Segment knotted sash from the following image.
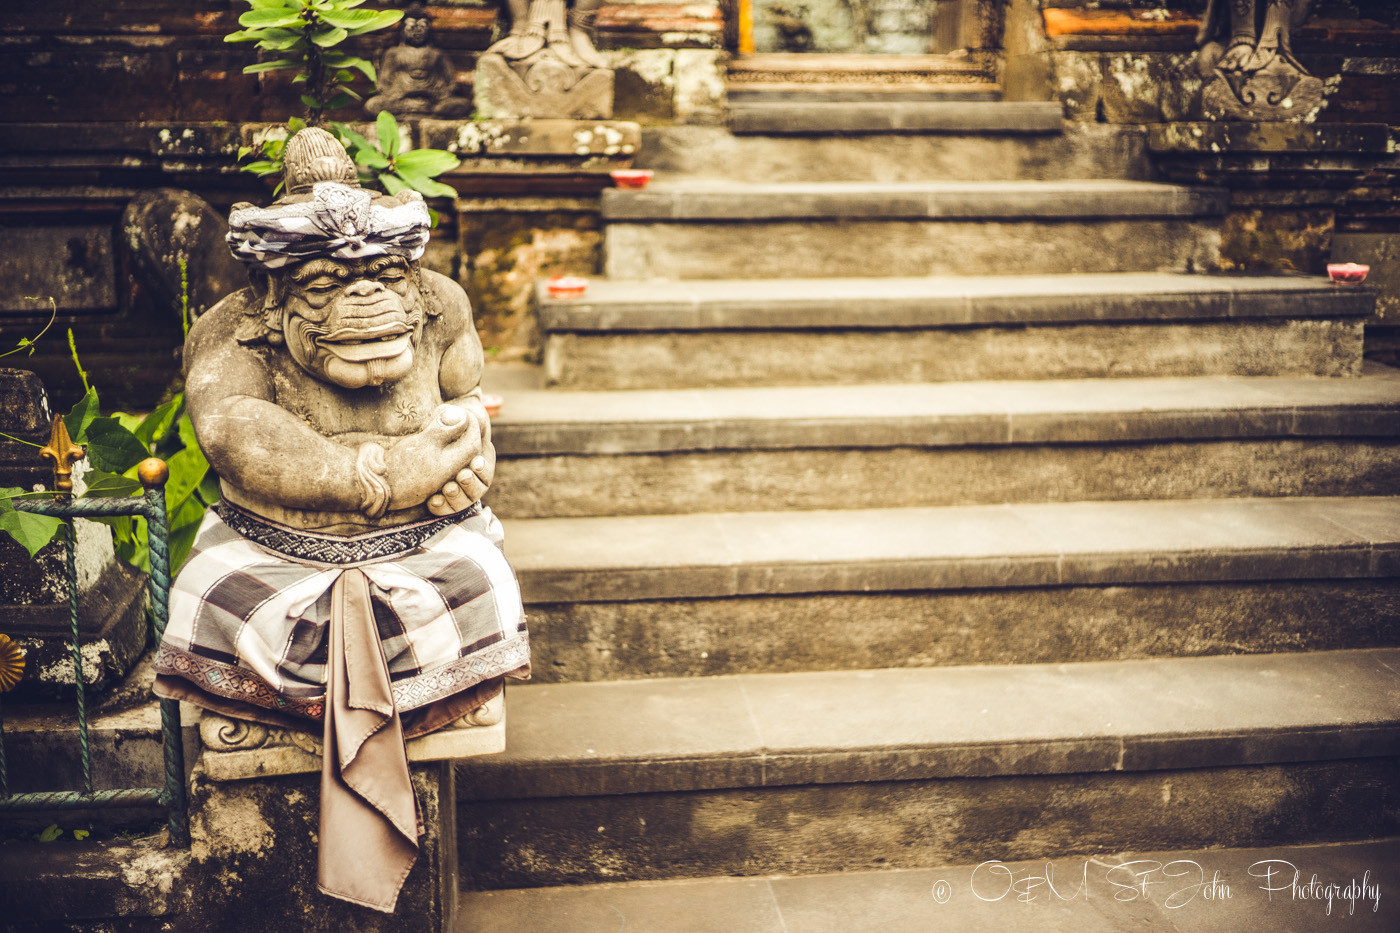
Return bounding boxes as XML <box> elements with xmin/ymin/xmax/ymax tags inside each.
<box><xmin>320</xmin><ymin>568</ymin><xmax>419</xmax><ymax>912</ymax></box>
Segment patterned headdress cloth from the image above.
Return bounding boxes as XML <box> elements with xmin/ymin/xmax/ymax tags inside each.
<box><xmin>227</xmin><ymin>182</ymin><xmax>431</xmax><ymax>270</ymax></box>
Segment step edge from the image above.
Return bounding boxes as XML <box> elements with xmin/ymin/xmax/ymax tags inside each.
<box><xmin>456</xmin><ymin>648</ymin><xmax>1400</xmax><ymax>800</ymax></box>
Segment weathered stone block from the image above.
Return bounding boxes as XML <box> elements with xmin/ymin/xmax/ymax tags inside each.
<box><xmin>458</xmin><ymin>200</ymin><xmax>602</xmax><ymax>361</ymax></box>
<box><xmin>180</xmin><ymin>761</ymin><xmax>457</xmax><ymax>932</ymax></box>
<box><xmin>1220</xmin><ymin>207</ymin><xmax>1335</xmax><ymax>275</ymax></box>
<box><xmin>1334</xmin><ymin>232</ymin><xmax>1400</xmax><ymax>324</ymax></box>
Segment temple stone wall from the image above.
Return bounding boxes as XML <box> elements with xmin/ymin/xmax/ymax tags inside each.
<box><xmin>1006</xmin><ymin>1</ymin><xmax>1400</xmax><ymax>341</ymax></box>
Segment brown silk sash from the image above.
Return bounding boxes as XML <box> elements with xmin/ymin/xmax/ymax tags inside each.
<box><xmin>319</xmin><ymin>568</ymin><xmax>421</xmax><ymax>912</ymax></box>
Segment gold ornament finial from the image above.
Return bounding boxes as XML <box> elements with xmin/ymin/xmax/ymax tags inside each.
<box><xmin>0</xmin><ymin>634</ymin><xmax>25</xmax><ymax>693</ymax></box>
<box><xmin>39</xmin><ymin>414</ymin><xmax>84</xmax><ymax>495</ymax></box>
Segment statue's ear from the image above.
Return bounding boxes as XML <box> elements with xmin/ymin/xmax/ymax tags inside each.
<box><xmin>234</xmin><ymin>269</ymin><xmax>284</xmax><ymax>345</ymax></box>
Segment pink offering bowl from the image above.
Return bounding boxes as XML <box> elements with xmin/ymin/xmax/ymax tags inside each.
<box><xmin>546</xmin><ymin>275</ymin><xmax>588</xmax><ymax>300</ymax></box>
<box><xmin>611</xmin><ymin>169</ymin><xmax>654</xmax><ymax>190</ymax></box>
<box><xmin>1328</xmin><ymin>263</ymin><xmax>1370</xmax><ymax>284</ymax></box>
<box><xmin>482</xmin><ymin>394</ymin><xmax>503</xmax><ymax>419</ymax></box>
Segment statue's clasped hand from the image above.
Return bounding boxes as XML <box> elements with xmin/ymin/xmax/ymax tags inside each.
<box><xmin>359</xmin><ymin>403</ymin><xmax>495</xmax><ymax>518</ymax></box>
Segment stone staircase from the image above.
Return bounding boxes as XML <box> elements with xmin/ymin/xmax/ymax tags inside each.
<box><xmin>458</xmin><ymin>93</ymin><xmax>1400</xmax><ymax>928</ymax></box>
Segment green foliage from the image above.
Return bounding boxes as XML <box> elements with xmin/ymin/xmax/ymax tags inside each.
<box><xmin>0</xmin><ymin>296</ymin><xmax>217</xmax><ymax>574</ymax></box>
<box><xmin>238</xmin><ymin>112</ymin><xmax>461</xmax><ymax>224</ymax></box>
<box><xmin>332</xmin><ymin>112</ymin><xmax>461</xmax><ymax>212</ymax></box>
<box><xmin>0</xmin><ymin>298</ymin><xmax>56</xmax><ymax>360</ymax></box>
<box><xmin>227</xmin><ymin>2</ymin><xmax>460</xmax><ymax>214</ymax></box>
<box><xmin>225</xmin><ymin>0</ymin><xmax>401</xmax><ymax>126</ymax></box>
<box><xmin>0</xmin><ymin>489</ymin><xmax>63</xmax><ymax>559</ymax></box>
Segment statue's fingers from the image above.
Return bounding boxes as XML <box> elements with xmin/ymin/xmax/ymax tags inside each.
<box><xmin>427</xmin><ymin>493</ymin><xmax>453</xmax><ymax>516</ymax></box>
<box><xmin>441</xmin><ymin>481</ymin><xmax>470</xmax><ymax>512</ymax></box>
<box><xmin>454</xmin><ymin>469</ymin><xmax>489</xmax><ymax>503</ymax></box>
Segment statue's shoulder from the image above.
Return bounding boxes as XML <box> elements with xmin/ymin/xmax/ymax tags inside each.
<box><xmin>421</xmin><ymin>268</ymin><xmax>472</xmax><ymax>328</ymax></box>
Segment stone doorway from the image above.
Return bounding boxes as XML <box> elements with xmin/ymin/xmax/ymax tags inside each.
<box><xmin>737</xmin><ymin>0</ymin><xmax>965</xmax><ymax>55</ymax></box>
<box><xmin>724</xmin><ymin>0</ymin><xmax>999</xmax><ymax>94</ymax></box>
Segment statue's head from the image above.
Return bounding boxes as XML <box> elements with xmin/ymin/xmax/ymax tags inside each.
<box><xmin>403</xmin><ymin>2</ymin><xmax>431</xmax><ymax>46</ymax></box>
<box><xmin>225</xmin><ymin>128</ymin><xmax>437</xmax><ymax>390</ymax></box>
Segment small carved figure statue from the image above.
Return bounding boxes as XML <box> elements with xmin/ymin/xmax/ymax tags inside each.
<box><xmin>473</xmin><ymin>0</ymin><xmax>615</xmax><ymax>119</ymax></box>
<box><xmin>490</xmin><ymin>0</ymin><xmax>607</xmax><ymax>69</ymax></box>
<box><xmin>365</xmin><ymin>1</ymin><xmax>473</xmax><ymax>118</ymax></box>
<box><xmin>1196</xmin><ymin>0</ymin><xmax>1322</xmax><ymax>121</ymax></box>
<box><xmin>152</xmin><ymin>128</ymin><xmax>528</xmax><ymax>913</ymax></box>
<box><xmin>769</xmin><ymin>3</ymin><xmax>815</xmax><ymax>53</ymax></box>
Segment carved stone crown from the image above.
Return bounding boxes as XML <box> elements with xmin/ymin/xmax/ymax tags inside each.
<box><xmin>284</xmin><ymin>127</ymin><xmax>360</xmax><ymax>195</ymax></box>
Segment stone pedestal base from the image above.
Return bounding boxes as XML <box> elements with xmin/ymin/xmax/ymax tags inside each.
<box><xmin>1200</xmin><ymin>69</ymin><xmax>1324</xmax><ymax>123</ymax></box>
<box><xmin>474</xmin><ymin>51</ymin><xmax>614</xmax><ymax>120</ymax></box>
<box><xmin>176</xmin><ymin>698</ymin><xmax>505</xmax><ymax>931</ymax></box>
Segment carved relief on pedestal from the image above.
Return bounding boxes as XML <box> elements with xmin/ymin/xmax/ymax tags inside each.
<box><xmin>474</xmin><ymin>0</ymin><xmax>614</xmax><ymax>119</ymax></box>
<box><xmin>199</xmin><ymin>693</ymin><xmax>507</xmax><ymax>782</ymax></box>
<box><xmin>1195</xmin><ymin>0</ymin><xmax>1322</xmax><ymax>121</ymax></box>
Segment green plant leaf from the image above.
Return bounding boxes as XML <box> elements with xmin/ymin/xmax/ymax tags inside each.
<box><xmin>326</xmin><ymin>90</ymin><xmax>357</xmax><ymax>110</ymax></box>
<box><xmin>34</xmin><ymin>824</ymin><xmax>63</xmax><ymax>843</ymax></box>
<box><xmin>311</xmin><ymin>26</ymin><xmax>349</xmax><ymax>47</ymax></box>
<box><xmin>258</xmin><ymin>34</ymin><xmax>308</xmax><ymax>51</ymax></box>
<box><xmin>0</xmin><ymin>491</ymin><xmax>63</xmax><ymax>559</ymax></box>
<box><xmin>238</xmin><ymin>10</ymin><xmax>304</xmax><ymax>29</ymax></box>
<box><xmin>394</xmin><ymin>149</ymin><xmax>461</xmax><ymax>176</ymax></box>
<box><xmin>164</xmin><ymin>444</ymin><xmax>210</xmax><ymax>516</ymax></box>
<box><xmin>64</xmin><ymin>388</ymin><xmax>100</xmax><ymax>444</ymax></box>
<box><xmin>395</xmin><ymin>171</ymin><xmax>458</xmax><ymax>199</ymax></box>
<box><xmin>299</xmin><ymin>93</ymin><xmax>321</xmax><ymax>111</ymax></box>
<box><xmin>376</xmin><ymin>111</ymin><xmax>400</xmax><ymax>158</ymax></box>
<box><xmin>224</xmin><ymin>29</ymin><xmax>266</xmax><ymax>43</ymax></box>
<box><xmin>379</xmin><ymin>172</ymin><xmax>409</xmax><ymax>195</ymax></box>
<box><xmin>133</xmin><ymin>399</ymin><xmax>183</xmax><ymax>449</ymax></box>
<box><xmin>169</xmin><ymin>497</ymin><xmax>207</xmax><ymax>573</ymax></box>
<box><xmin>244</xmin><ymin>58</ymin><xmax>302</xmax><ymax>74</ymax></box>
<box><xmin>342</xmin><ymin>56</ymin><xmax>375</xmax><ymax>82</ymax></box>
<box><xmin>197</xmin><ymin>471</ymin><xmax>222</xmax><ymax>507</ymax></box>
<box><xmin>82</xmin><ymin>470</ymin><xmax>143</xmax><ymax>498</ymax></box>
<box><xmin>332</xmin><ymin>121</ymin><xmax>374</xmax><ymax>152</ymax></box>
<box><xmin>90</xmin><ymin>515</ymin><xmax>139</xmax><ymax>565</ymax></box>
<box><xmin>287</xmin><ymin>116</ymin><xmax>308</xmax><ymax>133</ymax></box>
<box><xmin>354</xmin><ymin>146</ymin><xmax>390</xmax><ymax>169</ymax></box>
<box><xmin>83</xmin><ymin>417</ymin><xmax>149</xmax><ymax>474</ymax></box>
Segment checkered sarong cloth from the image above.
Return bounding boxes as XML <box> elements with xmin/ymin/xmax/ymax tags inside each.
<box><xmin>153</xmin><ymin>502</ymin><xmax>529</xmax><ymax>721</ymax></box>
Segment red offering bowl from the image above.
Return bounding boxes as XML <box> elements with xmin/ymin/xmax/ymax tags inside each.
<box><xmin>1328</xmin><ymin>263</ymin><xmax>1369</xmax><ymax>284</ymax></box>
<box><xmin>482</xmin><ymin>394</ymin><xmax>503</xmax><ymax>418</ymax></box>
<box><xmin>611</xmin><ymin>169</ymin><xmax>654</xmax><ymax>190</ymax></box>
<box><xmin>546</xmin><ymin>275</ymin><xmax>588</xmax><ymax>299</ymax></box>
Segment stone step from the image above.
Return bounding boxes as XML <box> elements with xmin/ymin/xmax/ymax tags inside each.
<box><xmin>537</xmin><ymin>272</ymin><xmax>1370</xmax><ymax>388</ymax></box>
<box><xmin>637</xmin><ymin>124</ymin><xmax>1150</xmax><ymax>183</ymax></box>
<box><xmin>726</xmin><ymin>84</ymin><xmax>1003</xmax><ymax>103</ymax></box>
<box><xmin>454</xmin><ymin>649</ymin><xmax>1400</xmax><ymax>889</ymax></box>
<box><xmin>488</xmin><ymin>367</ymin><xmax>1400</xmax><ymax>518</ymax></box>
<box><xmin>502</xmin><ymin>497</ymin><xmax>1400</xmax><ymax>682</ymax></box>
<box><xmin>726</xmin><ymin>100</ymin><xmax>1064</xmax><ymax>135</ymax></box>
<box><xmin>601</xmin><ymin>181</ymin><xmax>1226</xmax><ymax>279</ymax></box>
<box><xmin>458</xmin><ymin>838</ymin><xmax>1400</xmax><ymax>931</ymax></box>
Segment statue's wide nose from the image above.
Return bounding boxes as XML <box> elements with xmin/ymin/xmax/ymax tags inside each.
<box><xmin>345</xmin><ymin>279</ymin><xmax>385</xmax><ymax>298</ymax></box>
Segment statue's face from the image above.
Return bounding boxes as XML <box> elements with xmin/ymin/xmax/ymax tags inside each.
<box><xmin>278</xmin><ymin>256</ymin><xmax>423</xmax><ymax>389</ymax></box>
<box><xmin>403</xmin><ymin>16</ymin><xmax>429</xmax><ymax>45</ymax></box>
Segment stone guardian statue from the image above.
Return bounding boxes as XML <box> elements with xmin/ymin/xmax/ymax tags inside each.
<box><xmin>474</xmin><ymin>0</ymin><xmax>615</xmax><ymax>119</ymax></box>
<box><xmin>151</xmin><ymin>127</ymin><xmax>529</xmax><ymax>913</ymax></box>
<box><xmin>1196</xmin><ymin>0</ymin><xmax>1322</xmax><ymax>121</ymax></box>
